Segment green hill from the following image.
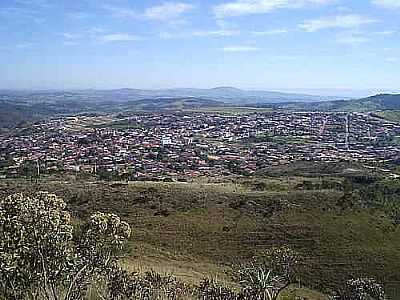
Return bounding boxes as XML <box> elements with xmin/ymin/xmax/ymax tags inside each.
<box><xmin>0</xmin><ymin>101</ymin><xmax>55</xmax><ymax>128</ymax></box>
<box><xmin>270</xmin><ymin>93</ymin><xmax>400</xmax><ymax>112</ymax></box>
<box><xmin>339</xmin><ymin>94</ymin><xmax>400</xmax><ymax>111</ymax></box>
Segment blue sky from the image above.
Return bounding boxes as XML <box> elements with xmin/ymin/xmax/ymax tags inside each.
<box><xmin>0</xmin><ymin>0</ymin><xmax>399</xmax><ymax>94</ymax></box>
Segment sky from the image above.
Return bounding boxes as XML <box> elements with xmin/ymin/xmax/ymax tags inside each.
<box><xmin>0</xmin><ymin>0</ymin><xmax>399</xmax><ymax>95</ymax></box>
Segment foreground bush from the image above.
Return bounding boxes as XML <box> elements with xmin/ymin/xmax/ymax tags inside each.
<box><xmin>99</xmin><ymin>268</ymin><xmax>195</xmax><ymax>299</ymax></box>
<box><xmin>332</xmin><ymin>278</ymin><xmax>386</xmax><ymax>300</ymax></box>
<box><xmin>0</xmin><ymin>192</ymin><xmax>130</xmax><ymax>300</ymax></box>
<box><xmin>199</xmin><ymin>279</ymin><xmax>239</xmax><ymax>300</ymax></box>
<box><xmin>231</xmin><ymin>246</ymin><xmax>299</xmax><ymax>300</ymax></box>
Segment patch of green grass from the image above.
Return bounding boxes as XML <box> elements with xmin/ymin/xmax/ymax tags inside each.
<box><xmin>376</xmin><ymin>110</ymin><xmax>400</xmax><ymax>123</ymax></box>
<box><xmin>91</xmin><ymin>120</ymin><xmax>143</xmax><ymax>129</ymax></box>
<box><xmin>185</xmin><ymin>106</ymin><xmax>272</xmax><ymax>115</ymax></box>
<box><xmin>339</xmin><ymin>101</ymin><xmax>381</xmax><ymax>112</ymax></box>
<box><xmin>389</xmin><ymin>135</ymin><xmax>400</xmax><ymax>146</ymax></box>
<box><xmin>279</xmin><ymin>285</ymin><xmax>328</xmax><ymax>300</ymax></box>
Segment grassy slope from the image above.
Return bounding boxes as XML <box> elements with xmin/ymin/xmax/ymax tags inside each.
<box><xmin>1</xmin><ymin>177</ymin><xmax>399</xmax><ymax>298</ymax></box>
<box><xmin>376</xmin><ymin>111</ymin><xmax>400</xmax><ymax>123</ymax></box>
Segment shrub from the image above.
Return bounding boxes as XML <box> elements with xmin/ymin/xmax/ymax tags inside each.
<box><xmin>333</xmin><ymin>277</ymin><xmax>386</xmax><ymax>300</ymax></box>
<box><xmin>233</xmin><ymin>247</ymin><xmax>299</xmax><ymax>300</ymax></box>
<box><xmin>237</xmin><ymin>263</ymin><xmax>287</xmax><ymax>300</ymax></box>
<box><xmin>0</xmin><ymin>192</ymin><xmax>131</xmax><ymax>300</ymax></box>
<box><xmin>199</xmin><ymin>279</ymin><xmax>239</xmax><ymax>300</ymax></box>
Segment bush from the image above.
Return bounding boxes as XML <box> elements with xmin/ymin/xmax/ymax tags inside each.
<box><xmin>333</xmin><ymin>277</ymin><xmax>386</xmax><ymax>300</ymax></box>
<box><xmin>199</xmin><ymin>279</ymin><xmax>239</xmax><ymax>300</ymax></box>
<box><xmin>233</xmin><ymin>247</ymin><xmax>300</xmax><ymax>300</ymax></box>
<box><xmin>0</xmin><ymin>192</ymin><xmax>131</xmax><ymax>300</ymax></box>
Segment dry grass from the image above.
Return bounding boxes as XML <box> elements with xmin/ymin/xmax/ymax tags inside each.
<box><xmin>1</xmin><ymin>176</ymin><xmax>399</xmax><ymax>298</ymax></box>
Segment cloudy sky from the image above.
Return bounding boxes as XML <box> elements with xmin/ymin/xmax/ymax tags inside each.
<box><xmin>0</xmin><ymin>0</ymin><xmax>399</xmax><ymax>93</ymax></box>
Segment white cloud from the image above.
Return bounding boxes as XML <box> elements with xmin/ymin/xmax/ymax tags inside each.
<box><xmin>336</xmin><ymin>31</ymin><xmax>371</xmax><ymax>44</ymax></box>
<box><xmin>221</xmin><ymin>45</ymin><xmax>260</xmax><ymax>52</ymax></box>
<box><xmin>103</xmin><ymin>2</ymin><xmax>193</xmax><ymax>24</ymax></box>
<box><xmin>102</xmin><ymin>5</ymin><xmax>137</xmax><ymax>19</ymax></box>
<box><xmin>144</xmin><ymin>2</ymin><xmax>194</xmax><ymax>22</ymax></box>
<box><xmin>215</xmin><ymin>19</ymin><xmax>236</xmax><ymax>29</ymax></box>
<box><xmin>372</xmin><ymin>0</ymin><xmax>400</xmax><ymax>8</ymax></box>
<box><xmin>99</xmin><ymin>34</ymin><xmax>141</xmax><ymax>43</ymax></box>
<box><xmin>61</xmin><ymin>28</ymin><xmax>111</xmax><ymax>45</ymax></box>
<box><xmin>385</xmin><ymin>57</ymin><xmax>399</xmax><ymax>62</ymax></box>
<box><xmin>14</xmin><ymin>0</ymin><xmax>50</xmax><ymax>8</ymax></box>
<box><xmin>251</xmin><ymin>29</ymin><xmax>288</xmax><ymax>36</ymax></box>
<box><xmin>335</xmin><ymin>6</ymin><xmax>353</xmax><ymax>13</ymax></box>
<box><xmin>213</xmin><ymin>0</ymin><xmax>331</xmax><ymax>18</ymax></box>
<box><xmin>62</xmin><ymin>33</ymin><xmax>82</xmax><ymax>40</ymax></box>
<box><xmin>16</xmin><ymin>42</ymin><xmax>34</xmax><ymax>48</ymax></box>
<box><xmin>159</xmin><ymin>32</ymin><xmax>183</xmax><ymax>39</ymax></box>
<box><xmin>299</xmin><ymin>14</ymin><xmax>377</xmax><ymax>32</ymax></box>
<box><xmin>32</xmin><ymin>17</ymin><xmax>45</xmax><ymax>24</ymax></box>
<box><xmin>67</xmin><ymin>12</ymin><xmax>90</xmax><ymax>20</ymax></box>
<box><xmin>87</xmin><ymin>27</ymin><xmax>106</xmax><ymax>34</ymax></box>
<box><xmin>192</xmin><ymin>29</ymin><xmax>240</xmax><ymax>37</ymax></box>
<box><xmin>374</xmin><ymin>30</ymin><xmax>396</xmax><ymax>35</ymax></box>
<box><xmin>160</xmin><ymin>29</ymin><xmax>240</xmax><ymax>39</ymax></box>
<box><xmin>0</xmin><ymin>6</ymin><xmax>45</xmax><ymax>24</ymax></box>
<box><xmin>63</xmin><ymin>41</ymin><xmax>79</xmax><ymax>46</ymax></box>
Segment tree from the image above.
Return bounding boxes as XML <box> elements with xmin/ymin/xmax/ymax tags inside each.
<box><xmin>0</xmin><ymin>192</ymin><xmax>131</xmax><ymax>300</ymax></box>
<box><xmin>20</xmin><ymin>160</ymin><xmax>39</xmax><ymax>181</ymax></box>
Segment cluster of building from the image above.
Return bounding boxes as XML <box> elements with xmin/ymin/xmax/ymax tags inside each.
<box><xmin>1</xmin><ymin>112</ymin><xmax>399</xmax><ymax>179</ymax></box>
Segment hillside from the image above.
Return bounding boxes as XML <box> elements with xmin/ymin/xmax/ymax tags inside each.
<box><xmin>142</xmin><ymin>87</ymin><xmax>343</xmax><ymax>104</ymax></box>
<box><xmin>0</xmin><ymin>101</ymin><xmax>55</xmax><ymax>128</ymax></box>
<box><xmin>325</xmin><ymin>94</ymin><xmax>400</xmax><ymax>112</ymax></box>
<box><xmin>0</xmin><ymin>97</ymin><xmax>228</xmax><ymax>130</ymax></box>
<box><xmin>357</xmin><ymin>93</ymin><xmax>400</xmax><ymax>110</ymax></box>
<box><xmin>2</xmin><ymin>91</ymin><xmax>399</xmax><ymax>130</ymax></box>
<box><xmin>269</xmin><ymin>93</ymin><xmax>400</xmax><ymax>112</ymax></box>
<box><xmin>125</xmin><ymin>97</ymin><xmax>225</xmax><ymax>111</ymax></box>
<box><xmin>0</xmin><ymin>87</ymin><xmax>333</xmax><ymax>128</ymax></box>
<box><xmin>2</xmin><ymin>165</ymin><xmax>400</xmax><ymax>298</ymax></box>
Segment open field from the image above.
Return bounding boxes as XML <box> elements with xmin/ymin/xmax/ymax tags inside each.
<box><xmin>1</xmin><ymin>169</ymin><xmax>400</xmax><ymax>298</ymax></box>
<box><xmin>184</xmin><ymin>106</ymin><xmax>273</xmax><ymax>114</ymax></box>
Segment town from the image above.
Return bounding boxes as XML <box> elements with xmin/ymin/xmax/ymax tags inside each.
<box><xmin>1</xmin><ymin>111</ymin><xmax>399</xmax><ymax>180</ymax></box>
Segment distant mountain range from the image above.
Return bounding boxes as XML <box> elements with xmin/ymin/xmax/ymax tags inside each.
<box><xmin>108</xmin><ymin>87</ymin><xmax>345</xmax><ymax>104</ymax></box>
<box><xmin>0</xmin><ymin>87</ymin><xmax>345</xmax><ymax>105</ymax></box>
<box><xmin>1</xmin><ymin>89</ymin><xmax>400</xmax><ymax>129</ymax></box>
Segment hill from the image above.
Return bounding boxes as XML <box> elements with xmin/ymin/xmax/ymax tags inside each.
<box><xmin>125</xmin><ymin>97</ymin><xmax>225</xmax><ymax>111</ymax></box>
<box><xmin>0</xmin><ymin>101</ymin><xmax>55</xmax><ymax>128</ymax></box>
<box><xmin>324</xmin><ymin>93</ymin><xmax>400</xmax><ymax>112</ymax></box>
<box><xmin>268</xmin><ymin>93</ymin><xmax>400</xmax><ymax>112</ymax></box>
<box><xmin>142</xmin><ymin>87</ymin><xmax>343</xmax><ymax>104</ymax></box>
<box><xmin>356</xmin><ymin>93</ymin><xmax>400</xmax><ymax>110</ymax></box>
<box><xmin>0</xmin><ymin>88</ymin><xmax>344</xmax><ymax>106</ymax></box>
<box><xmin>2</xmin><ymin>169</ymin><xmax>400</xmax><ymax>298</ymax></box>
<box><xmin>2</xmin><ymin>91</ymin><xmax>399</xmax><ymax>130</ymax></box>
<box><xmin>0</xmin><ymin>96</ymin><xmax>226</xmax><ymax>128</ymax></box>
